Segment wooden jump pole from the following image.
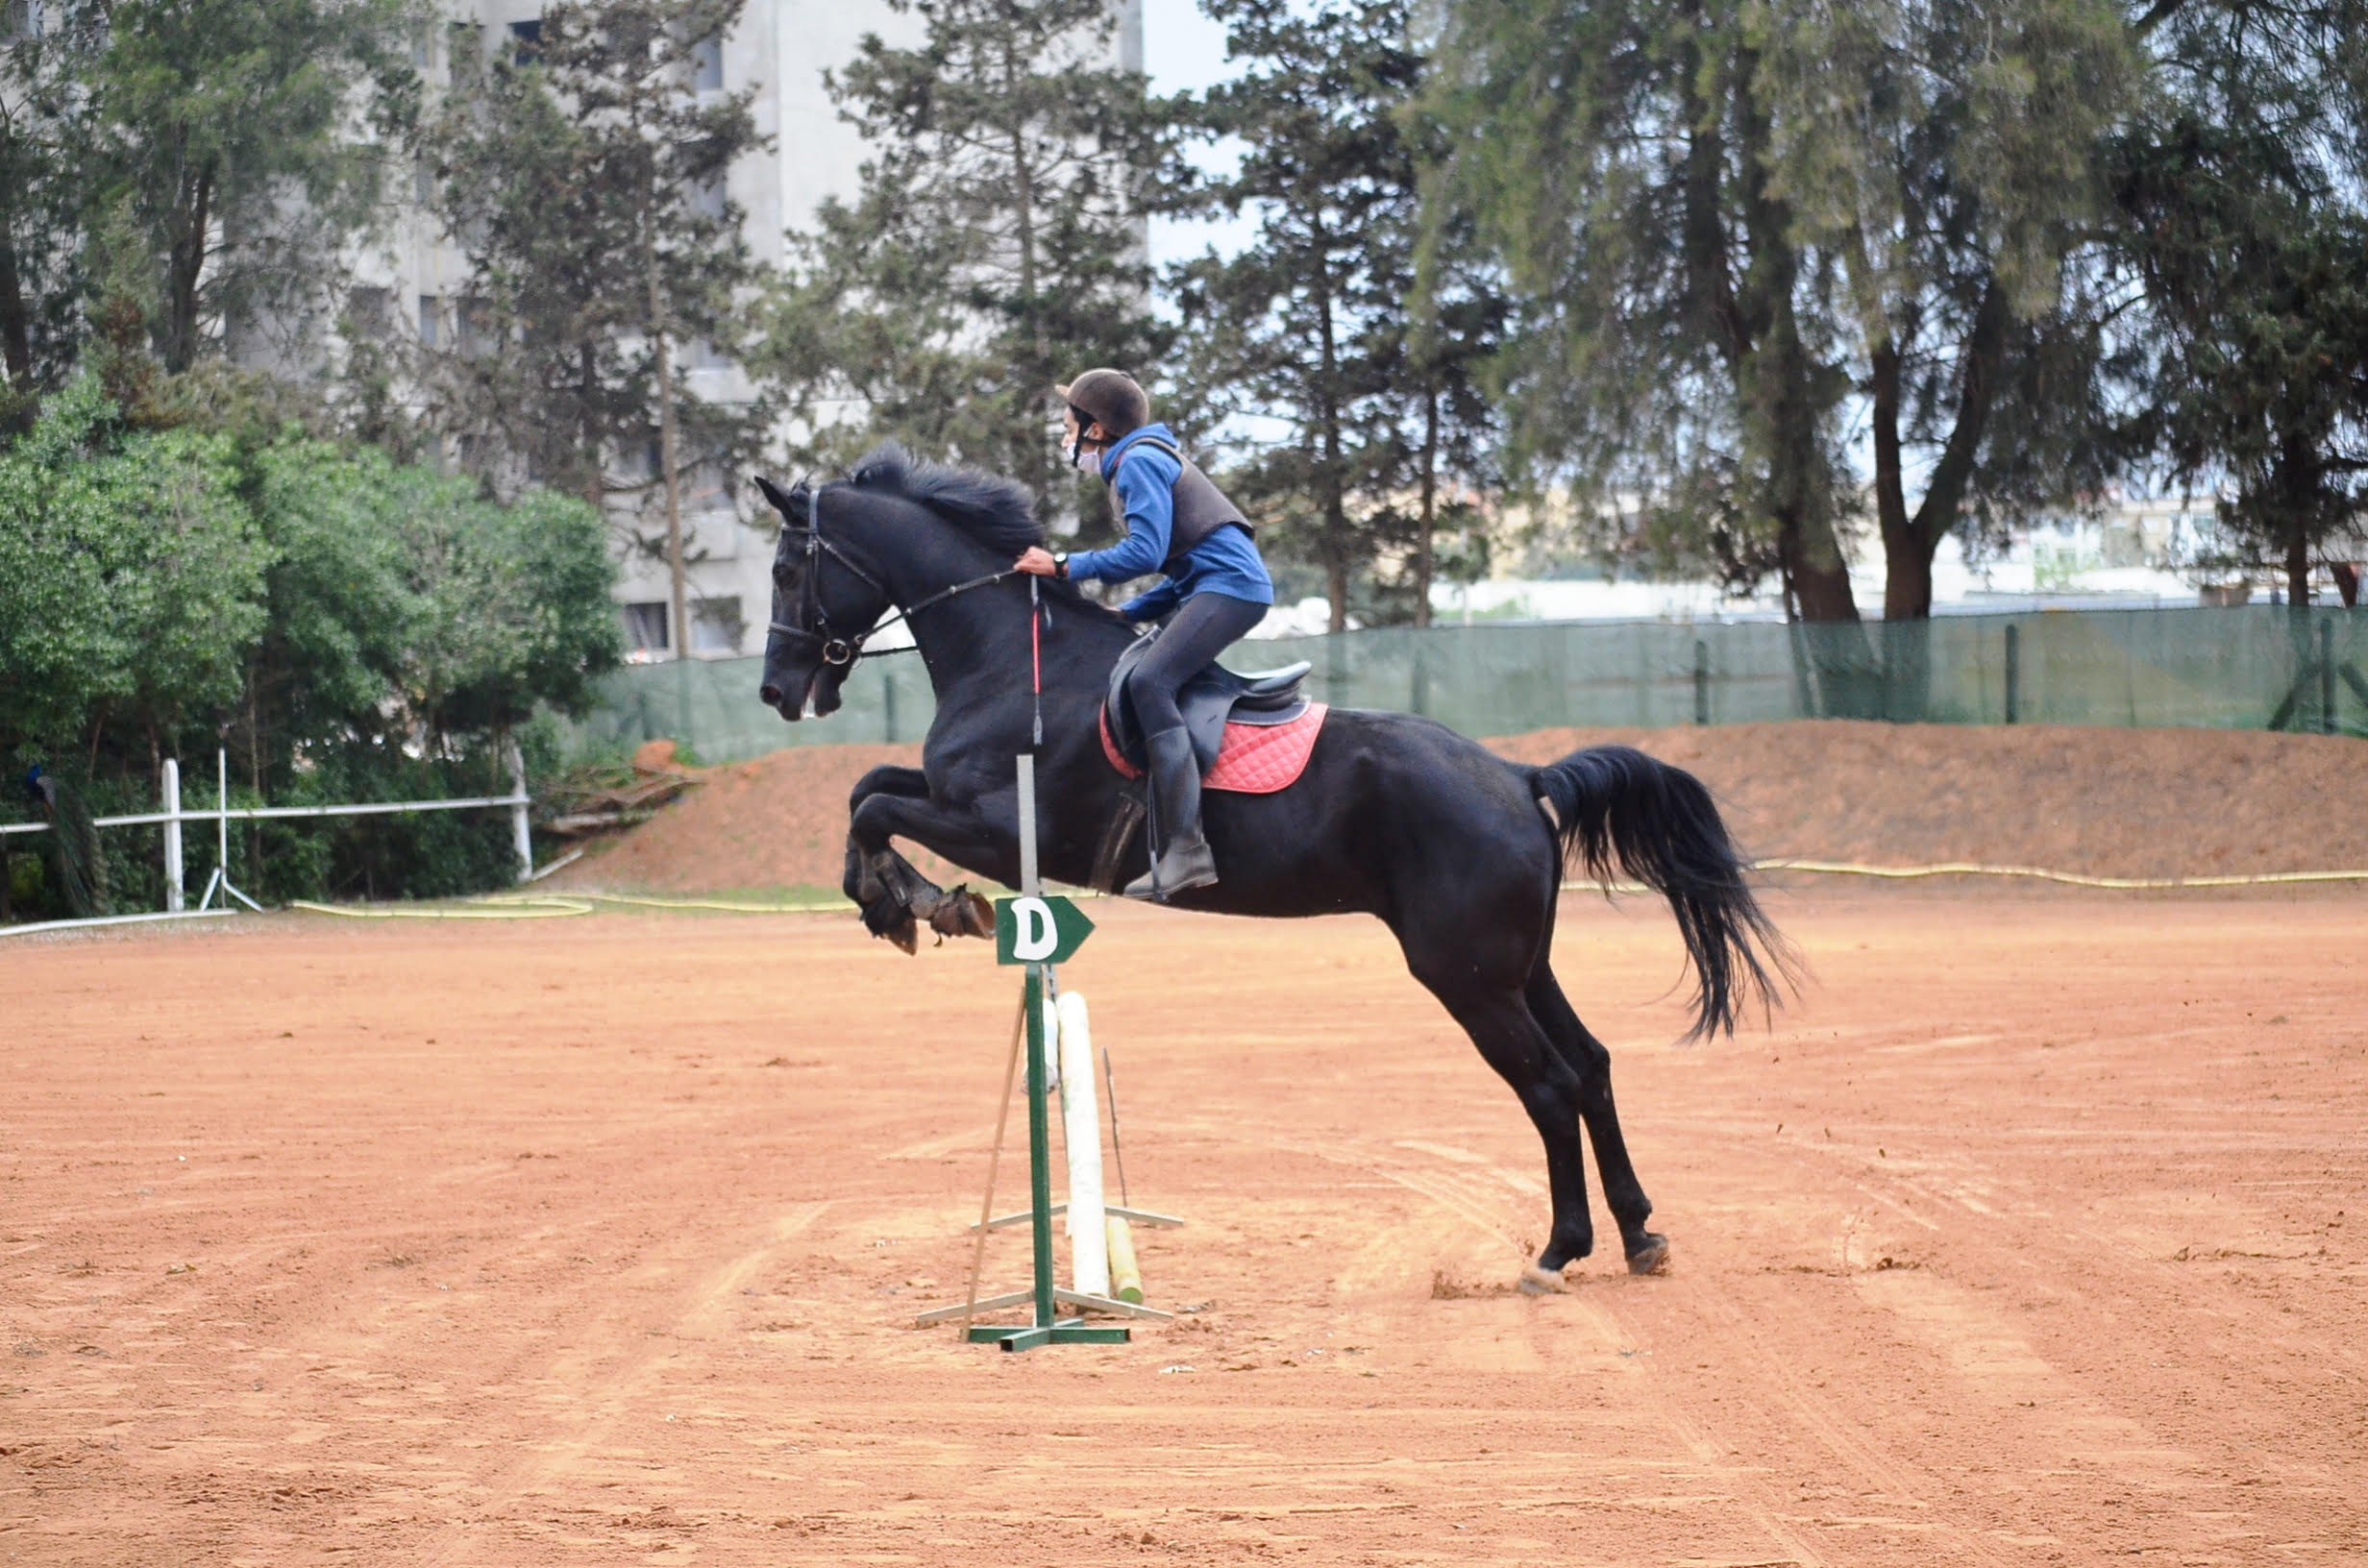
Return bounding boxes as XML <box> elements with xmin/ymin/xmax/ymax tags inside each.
<box><xmin>956</xmin><ymin>991</ymin><xmax>1029</xmax><ymax>1337</ymax></box>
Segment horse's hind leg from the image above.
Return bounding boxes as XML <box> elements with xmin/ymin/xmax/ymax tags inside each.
<box><xmin>1528</xmin><ymin>968</ymin><xmax>1668</xmax><ymax>1274</ymax></box>
<box><xmin>1414</xmin><ymin>974</ymin><xmax>1599</xmax><ymax>1285</ymax></box>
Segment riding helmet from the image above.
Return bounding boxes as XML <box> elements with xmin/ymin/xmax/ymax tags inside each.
<box><xmin>1056</xmin><ymin>368</ymin><xmax>1151</xmax><ymax>438</ymax></box>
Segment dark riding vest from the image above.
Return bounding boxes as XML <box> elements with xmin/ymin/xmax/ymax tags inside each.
<box><xmin>1112</xmin><ymin>436</ymin><xmax>1254</xmax><ymax>574</ymax></box>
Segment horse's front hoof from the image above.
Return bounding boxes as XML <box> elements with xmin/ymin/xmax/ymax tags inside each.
<box><xmin>1517</xmin><ymin>1264</ymin><xmax>1570</xmax><ymax>1295</ymax></box>
<box><xmin>928</xmin><ymin>886</ymin><xmax>994</xmax><ymax>940</ymax></box>
<box><xmin>1625</xmin><ymin>1234</ymin><xmax>1670</xmax><ymax>1275</ymax></box>
<box><xmin>862</xmin><ymin>899</ymin><xmax>920</xmax><ymax>954</ymax></box>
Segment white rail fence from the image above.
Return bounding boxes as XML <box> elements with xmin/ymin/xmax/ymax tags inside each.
<box><xmin>2</xmin><ymin>747</ymin><xmax>532</xmax><ymax>937</ymax></box>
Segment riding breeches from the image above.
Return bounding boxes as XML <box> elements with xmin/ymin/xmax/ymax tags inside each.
<box><xmin>1129</xmin><ymin>592</ymin><xmax>1270</xmax><ymax>737</ymax></box>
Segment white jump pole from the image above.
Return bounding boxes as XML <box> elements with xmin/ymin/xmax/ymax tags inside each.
<box><xmin>208</xmin><ymin>748</ymin><xmax>262</xmax><ymax>913</ymax></box>
<box><xmin>1055</xmin><ymin>990</ymin><xmax>1110</xmax><ymax>1298</ymax></box>
<box><xmin>160</xmin><ymin>759</ymin><xmax>184</xmax><ymax>914</ymax></box>
<box><xmin>505</xmin><ymin>738</ymin><xmax>533</xmax><ymax>882</ymax></box>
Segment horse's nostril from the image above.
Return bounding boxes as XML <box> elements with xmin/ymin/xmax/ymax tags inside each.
<box><xmin>759</xmin><ymin>685</ymin><xmax>782</xmax><ymax>706</ymax></box>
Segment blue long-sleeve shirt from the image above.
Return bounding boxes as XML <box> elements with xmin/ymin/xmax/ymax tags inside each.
<box><xmin>1066</xmin><ymin>424</ymin><xmax>1273</xmax><ymax>622</ymax></box>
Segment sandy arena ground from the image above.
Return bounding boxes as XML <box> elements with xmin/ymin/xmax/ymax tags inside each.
<box><xmin>5</xmin><ymin>887</ymin><xmax>2364</xmax><ymax>1565</ymax></box>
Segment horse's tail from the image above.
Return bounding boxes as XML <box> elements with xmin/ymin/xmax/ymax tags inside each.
<box><xmin>1531</xmin><ymin>745</ymin><xmax>1797</xmax><ymax>1041</ymax></box>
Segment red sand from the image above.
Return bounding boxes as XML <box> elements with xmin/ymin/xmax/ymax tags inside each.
<box><xmin>5</xmin><ymin>887</ymin><xmax>2364</xmax><ymax>1563</ymax></box>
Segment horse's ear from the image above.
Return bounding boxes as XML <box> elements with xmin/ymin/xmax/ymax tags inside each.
<box><xmin>752</xmin><ymin>474</ymin><xmax>807</xmax><ymax>523</ymax></box>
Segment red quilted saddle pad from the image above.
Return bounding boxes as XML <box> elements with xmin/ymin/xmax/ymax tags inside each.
<box><xmin>1099</xmin><ymin>703</ymin><xmax>1329</xmax><ymax>795</ymax></box>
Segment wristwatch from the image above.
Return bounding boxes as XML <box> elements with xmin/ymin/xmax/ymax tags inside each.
<box><xmin>1051</xmin><ymin>550</ymin><xmax>1071</xmax><ymax>579</ymax></box>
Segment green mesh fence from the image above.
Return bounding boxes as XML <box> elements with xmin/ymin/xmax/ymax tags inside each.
<box><xmin>564</xmin><ymin>604</ymin><xmax>2368</xmax><ymax>764</ymax></box>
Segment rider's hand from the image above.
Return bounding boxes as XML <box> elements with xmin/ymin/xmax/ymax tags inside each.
<box><xmin>1014</xmin><ymin>547</ymin><xmax>1060</xmax><ymax>577</ymax></box>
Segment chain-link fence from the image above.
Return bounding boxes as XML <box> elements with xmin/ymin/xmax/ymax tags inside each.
<box><xmin>563</xmin><ymin>604</ymin><xmax>2368</xmax><ymax>764</ymax></box>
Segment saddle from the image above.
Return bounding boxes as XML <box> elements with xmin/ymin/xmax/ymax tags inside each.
<box><xmin>1100</xmin><ymin>630</ymin><xmax>1312</xmax><ymax>778</ymax></box>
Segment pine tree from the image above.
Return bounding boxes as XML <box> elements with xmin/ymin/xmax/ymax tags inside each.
<box><xmin>0</xmin><ymin>6</ymin><xmax>91</xmax><ymax>426</ymax></box>
<box><xmin>759</xmin><ymin>0</ymin><xmax>1173</xmax><ymax>516</ymax></box>
<box><xmin>1400</xmin><ymin>197</ymin><xmax>1508</xmax><ymax>626</ymax></box>
<box><xmin>432</xmin><ymin>0</ymin><xmax>774</xmax><ymax>659</ymax></box>
<box><xmin>1169</xmin><ymin>0</ymin><xmax>1426</xmax><ymax>633</ymax></box>
<box><xmin>2112</xmin><ymin>0</ymin><xmax>2368</xmax><ymax>606</ymax></box>
<box><xmin>82</xmin><ymin>0</ymin><xmax>418</xmax><ymax>375</ymax></box>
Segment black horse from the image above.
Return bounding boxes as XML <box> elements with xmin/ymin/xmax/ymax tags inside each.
<box><xmin>755</xmin><ymin>446</ymin><xmax>1790</xmax><ymax>1286</ymax></box>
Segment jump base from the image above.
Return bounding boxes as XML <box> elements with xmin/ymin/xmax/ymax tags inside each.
<box><xmin>967</xmin><ymin>1317</ymin><xmax>1131</xmax><ymax>1352</ymax></box>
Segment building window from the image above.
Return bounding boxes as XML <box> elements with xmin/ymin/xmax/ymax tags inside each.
<box><xmin>457</xmin><ymin>296</ymin><xmax>493</xmax><ymax>357</ymax></box>
<box><xmin>691</xmin><ymin>598</ymin><xmax>745</xmax><ymax>655</ymax></box>
<box><xmin>685</xmin><ymin>460</ymin><xmax>733</xmax><ymax>516</ymax></box>
<box><xmin>346</xmin><ymin>287</ymin><xmax>392</xmax><ymax>341</ymax></box>
<box><xmin>447</xmin><ymin>22</ymin><xmax>480</xmax><ymax>86</ymax></box>
<box><xmin>508</xmin><ymin>18</ymin><xmax>542</xmax><ymax>64</ymax></box>
<box><xmin>417</xmin><ymin>294</ymin><xmax>439</xmax><ymax>348</ymax></box>
<box><xmin>692</xmin><ymin>36</ymin><xmax>723</xmax><ymax>91</ymax></box>
<box><xmin>623</xmin><ymin>602</ymin><xmax>670</xmax><ymax>661</ymax></box>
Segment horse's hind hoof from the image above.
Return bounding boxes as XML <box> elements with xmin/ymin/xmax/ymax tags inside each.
<box><xmin>928</xmin><ymin>886</ymin><xmax>994</xmax><ymax>941</ymax></box>
<box><xmin>1517</xmin><ymin>1264</ymin><xmax>1570</xmax><ymax>1295</ymax></box>
<box><xmin>1625</xmin><ymin>1234</ymin><xmax>1670</xmax><ymax>1275</ymax></box>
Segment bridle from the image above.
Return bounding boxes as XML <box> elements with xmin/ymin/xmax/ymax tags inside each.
<box><xmin>766</xmin><ymin>483</ymin><xmax>1018</xmax><ymax>667</ymax></box>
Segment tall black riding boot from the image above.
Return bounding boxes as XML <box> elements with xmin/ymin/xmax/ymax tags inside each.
<box><xmin>1123</xmin><ymin>725</ymin><xmax>1219</xmax><ymax>901</ymax></box>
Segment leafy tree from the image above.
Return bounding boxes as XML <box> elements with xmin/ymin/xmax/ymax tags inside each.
<box><xmin>246</xmin><ymin>440</ymin><xmax>621</xmax><ymax>765</ymax></box>
<box><xmin>1168</xmin><ymin>0</ymin><xmax>1425</xmax><ymax>632</ymax></box>
<box><xmin>432</xmin><ymin>0</ymin><xmax>772</xmax><ymax>657</ymax></box>
<box><xmin>1764</xmin><ymin>0</ymin><xmax>2134</xmax><ymax>621</ymax></box>
<box><xmin>1424</xmin><ymin>0</ymin><xmax>2134</xmax><ymax>632</ymax></box>
<box><xmin>760</xmin><ymin>0</ymin><xmax>1173</xmax><ymax>515</ymax></box>
<box><xmin>0</xmin><ymin>374</ymin><xmax>267</xmax><ymax>762</ymax></box>
<box><xmin>1426</xmin><ymin>0</ymin><xmax>1856</xmax><ymax>622</ymax></box>
<box><xmin>1</xmin><ymin>375</ymin><xmax>620</xmax><ymax>916</ymax></box>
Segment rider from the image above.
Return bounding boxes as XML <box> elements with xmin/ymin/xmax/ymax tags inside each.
<box><xmin>1013</xmin><ymin>368</ymin><xmax>1274</xmax><ymax>900</ymax></box>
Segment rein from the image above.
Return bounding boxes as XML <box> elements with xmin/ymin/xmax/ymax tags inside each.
<box><xmin>767</xmin><ymin>485</ymin><xmax>1018</xmax><ymax>667</ymax></box>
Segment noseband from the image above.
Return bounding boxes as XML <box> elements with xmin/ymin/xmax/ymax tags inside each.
<box><xmin>767</xmin><ymin>485</ymin><xmax>1018</xmax><ymax>667</ymax></box>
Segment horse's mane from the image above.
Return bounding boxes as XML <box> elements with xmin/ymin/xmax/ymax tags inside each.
<box><xmin>843</xmin><ymin>443</ymin><xmax>1044</xmax><ymax>555</ymax></box>
<box><xmin>838</xmin><ymin>442</ymin><xmax>1127</xmax><ymax>625</ymax></box>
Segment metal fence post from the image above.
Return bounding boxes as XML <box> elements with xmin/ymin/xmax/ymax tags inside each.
<box><xmin>160</xmin><ymin>759</ymin><xmax>185</xmax><ymax>914</ymax></box>
<box><xmin>2004</xmin><ymin>623</ymin><xmax>2021</xmax><ymax>724</ymax></box>
<box><xmin>1693</xmin><ymin>638</ymin><xmax>1710</xmax><ymax>725</ymax></box>
<box><xmin>2322</xmin><ymin>619</ymin><xmax>2336</xmax><ymax>735</ymax></box>
<box><xmin>884</xmin><ymin>671</ymin><xmax>900</xmax><ymax>744</ymax></box>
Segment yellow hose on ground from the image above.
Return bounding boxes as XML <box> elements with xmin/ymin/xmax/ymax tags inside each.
<box><xmin>287</xmin><ymin>895</ymin><xmax>595</xmax><ymax>919</ymax></box>
<box><xmin>1743</xmin><ymin>860</ymin><xmax>2368</xmax><ymax>890</ymax></box>
<box><xmin>283</xmin><ymin>858</ymin><xmax>2368</xmax><ymax>922</ymax></box>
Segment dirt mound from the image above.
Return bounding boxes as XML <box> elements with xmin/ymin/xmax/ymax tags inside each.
<box><xmin>1492</xmin><ymin>721</ymin><xmax>2368</xmax><ymax>880</ymax></box>
<box><xmin>546</xmin><ymin>743</ymin><xmax>958</xmax><ymax>894</ymax></box>
<box><xmin>547</xmin><ymin>721</ymin><xmax>2368</xmax><ymax>893</ymax></box>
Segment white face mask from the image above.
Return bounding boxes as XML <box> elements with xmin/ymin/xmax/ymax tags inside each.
<box><xmin>1068</xmin><ymin>438</ymin><xmax>1098</xmax><ymax>471</ymax></box>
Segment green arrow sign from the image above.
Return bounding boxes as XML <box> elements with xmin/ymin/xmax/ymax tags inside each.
<box><xmin>994</xmin><ymin>894</ymin><xmax>1094</xmax><ymax>966</ymax></box>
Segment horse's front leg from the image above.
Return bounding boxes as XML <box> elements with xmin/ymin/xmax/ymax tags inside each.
<box><xmin>845</xmin><ymin>766</ymin><xmax>929</xmax><ymax>926</ymax></box>
<box><xmin>845</xmin><ymin>780</ymin><xmax>1010</xmax><ymax>953</ymax></box>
